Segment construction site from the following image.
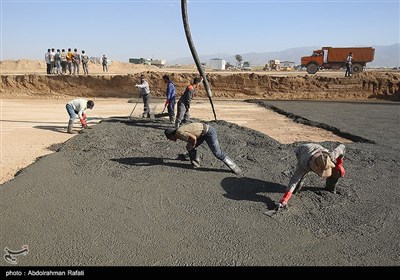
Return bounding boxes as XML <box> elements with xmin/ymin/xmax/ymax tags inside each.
<box><xmin>1</xmin><ymin>55</ymin><xmax>400</xmax><ymax>267</ymax></box>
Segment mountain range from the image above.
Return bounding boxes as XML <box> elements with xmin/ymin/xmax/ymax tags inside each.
<box><xmin>167</xmin><ymin>43</ymin><xmax>399</xmax><ymax>68</ymax></box>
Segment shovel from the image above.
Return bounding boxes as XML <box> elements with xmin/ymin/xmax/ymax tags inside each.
<box><xmin>128</xmin><ymin>96</ymin><xmax>141</xmax><ymax>119</ymax></box>
<box><xmin>154</xmin><ymin>101</ymin><xmax>169</xmax><ymax>118</ymax></box>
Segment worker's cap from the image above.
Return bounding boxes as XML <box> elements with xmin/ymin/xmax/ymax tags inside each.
<box><xmin>87</xmin><ymin>100</ymin><xmax>94</xmax><ymax>109</ymax></box>
<box><xmin>309</xmin><ymin>152</ymin><xmax>335</xmax><ymax>178</ymax></box>
<box><xmin>164</xmin><ymin>128</ymin><xmax>176</xmax><ymax>138</ymax></box>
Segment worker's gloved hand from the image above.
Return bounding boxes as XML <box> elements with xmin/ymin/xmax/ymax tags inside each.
<box><xmin>165</xmin><ymin>100</ymin><xmax>169</xmax><ymax>106</ymax></box>
<box><xmin>79</xmin><ymin>118</ymin><xmax>86</xmax><ymax>127</ymax></box>
<box><xmin>335</xmin><ymin>155</ymin><xmax>345</xmax><ymax>177</ymax></box>
<box><xmin>274</xmin><ymin>202</ymin><xmax>287</xmax><ymax>211</ymax></box>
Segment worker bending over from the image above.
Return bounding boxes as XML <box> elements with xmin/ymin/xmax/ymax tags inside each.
<box><xmin>276</xmin><ymin>143</ymin><xmax>346</xmax><ymax>210</ymax></box>
<box><xmin>164</xmin><ymin>122</ymin><xmax>241</xmax><ymax>175</ymax></box>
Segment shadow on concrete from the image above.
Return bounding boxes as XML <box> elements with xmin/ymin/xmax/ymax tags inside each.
<box><xmin>111</xmin><ymin>156</ymin><xmax>229</xmax><ymax>173</ymax></box>
<box><xmin>221</xmin><ymin>177</ymin><xmax>286</xmax><ymax>210</ymax></box>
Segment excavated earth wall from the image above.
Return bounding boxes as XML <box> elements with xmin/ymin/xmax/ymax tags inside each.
<box><xmin>1</xmin><ymin>71</ymin><xmax>399</xmax><ymax>101</ymax></box>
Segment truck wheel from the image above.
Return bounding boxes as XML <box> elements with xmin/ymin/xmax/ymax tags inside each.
<box><xmin>351</xmin><ymin>63</ymin><xmax>363</xmax><ymax>74</ymax></box>
<box><xmin>306</xmin><ymin>63</ymin><xmax>318</xmax><ymax>74</ymax></box>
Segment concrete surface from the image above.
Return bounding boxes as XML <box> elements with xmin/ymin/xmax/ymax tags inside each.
<box><xmin>0</xmin><ymin>101</ymin><xmax>399</xmax><ymax>267</ymax></box>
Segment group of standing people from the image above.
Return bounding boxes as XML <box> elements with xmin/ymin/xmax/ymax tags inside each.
<box><xmin>45</xmin><ymin>48</ymin><xmax>109</xmax><ymax>75</ymax></box>
<box><xmin>45</xmin><ymin>48</ymin><xmax>90</xmax><ymax>75</ymax></box>
<box><xmin>134</xmin><ymin>74</ymin><xmax>202</xmax><ymax>129</ymax></box>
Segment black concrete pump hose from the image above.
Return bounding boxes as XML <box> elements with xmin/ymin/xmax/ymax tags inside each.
<box><xmin>181</xmin><ymin>0</ymin><xmax>217</xmax><ymax>121</ymax></box>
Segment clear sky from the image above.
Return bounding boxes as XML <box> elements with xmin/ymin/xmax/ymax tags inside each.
<box><xmin>1</xmin><ymin>0</ymin><xmax>399</xmax><ymax>62</ymax></box>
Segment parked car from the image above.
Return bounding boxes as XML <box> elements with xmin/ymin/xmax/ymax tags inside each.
<box><xmin>241</xmin><ymin>61</ymin><xmax>251</xmax><ymax>71</ymax></box>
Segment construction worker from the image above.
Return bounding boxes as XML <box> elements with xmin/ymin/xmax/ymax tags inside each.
<box><xmin>102</xmin><ymin>54</ymin><xmax>108</xmax><ymax>72</ymax></box>
<box><xmin>66</xmin><ymin>48</ymin><xmax>73</xmax><ymax>75</ymax></box>
<box><xmin>175</xmin><ymin>77</ymin><xmax>202</xmax><ymax>128</ymax></box>
<box><xmin>66</xmin><ymin>99</ymin><xmax>94</xmax><ymax>134</ymax></box>
<box><xmin>163</xmin><ymin>74</ymin><xmax>176</xmax><ymax>124</ymax></box>
<box><xmin>135</xmin><ymin>74</ymin><xmax>151</xmax><ymax>118</ymax></box>
<box><xmin>72</xmin><ymin>48</ymin><xmax>80</xmax><ymax>75</ymax></box>
<box><xmin>164</xmin><ymin>122</ymin><xmax>241</xmax><ymax>175</ymax></box>
<box><xmin>81</xmin><ymin>50</ymin><xmax>89</xmax><ymax>75</ymax></box>
<box><xmin>275</xmin><ymin>143</ymin><xmax>346</xmax><ymax>210</ymax></box>
<box><xmin>345</xmin><ymin>52</ymin><xmax>353</xmax><ymax>77</ymax></box>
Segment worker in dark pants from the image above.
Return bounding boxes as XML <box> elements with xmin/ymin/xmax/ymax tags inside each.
<box><xmin>175</xmin><ymin>77</ymin><xmax>202</xmax><ymax>128</ymax></box>
<box><xmin>164</xmin><ymin>122</ymin><xmax>241</xmax><ymax>175</ymax></box>
<box><xmin>345</xmin><ymin>52</ymin><xmax>353</xmax><ymax>77</ymax></box>
<box><xmin>163</xmin><ymin>75</ymin><xmax>176</xmax><ymax>124</ymax></box>
<box><xmin>135</xmin><ymin>74</ymin><xmax>151</xmax><ymax>118</ymax></box>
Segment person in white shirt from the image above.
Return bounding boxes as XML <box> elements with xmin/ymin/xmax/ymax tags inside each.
<box><xmin>345</xmin><ymin>52</ymin><xmax>353</xmax><ymax>77</ymax></box>
<box><xmin>49</xmin><ymin>48</ymin><xmax>56</xmax><ymax>74</ymax></box>
<box><xmin>65</xmin><ymin>99</ymin><xmax>94</xmax><ymax>134</ymax></box>
<box><xmin>81</xmin><ymin>50</ymin><xmax>90</xmax><ymax>75</ymax></box>
<box><xmin>45</xmin><ymin>49</ymin><xmax>51</xmax><ymax>75</ymax></box>
<box><xmin>135</xmin><ymin>74</ymin><xmax>151</xmax><ymax>118</ymax></box>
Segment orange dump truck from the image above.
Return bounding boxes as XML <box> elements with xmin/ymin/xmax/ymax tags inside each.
<box><xmin>301</xmin><ymin>47</ymin><xmax>375</xmax><ymax>74</ymax></box>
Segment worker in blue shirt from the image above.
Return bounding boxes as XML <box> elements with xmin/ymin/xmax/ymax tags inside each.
<box><xmin>163</xmin><ymin>75</ymin><xmax>176</xmax><ymax>123</ymax></box>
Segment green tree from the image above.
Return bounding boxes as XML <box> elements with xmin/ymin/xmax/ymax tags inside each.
<box><xmin>235</xmin><ymin>54</ymin><xmax>243</xmax><ymax>67</ymax></box>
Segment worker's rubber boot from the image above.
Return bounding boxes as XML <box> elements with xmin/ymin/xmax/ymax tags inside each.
<box><xmin>175</xmin><ymin>119</ymin><xmax>181</xmax><ymax>129</ymax></box>
<box><xmin>223</xmin><ymin>156</ymin><xmax>242</xmax><ymax>175</ymax></box>
<box><xmin>169</xmin><ymin>116</ymin><xmax>175</xmax><ymax>124</ymax></box>
<box><xmin>67</xmin><ymin>120</ymin><xmax>74</xmax><ymax>134</ymax></box>
<box><xmin>191</xmin><ymin>157</ymin><xmax>201</xmax><ymax>168</ymax></box>
<box><xmin>325</xmin><ymin>168</ymin><xmax>340</xmax><ymax>194</ymax></box>
<box><xmin>325</xmin><ymin>177</ymin><xmax>338</xmax><ymax>194</ymax></box>
<box><xmin>188</xmin><ymin>149</ymin><xmax>200</xmax><ymax>168</ymax></box>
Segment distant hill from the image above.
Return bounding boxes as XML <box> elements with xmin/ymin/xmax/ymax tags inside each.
<box><xmin>168</xmin><ymin>43</ymin><xmax>399</xmax><ymax>68</ymax></box>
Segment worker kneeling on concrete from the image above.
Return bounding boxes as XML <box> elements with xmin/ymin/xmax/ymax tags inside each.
<box><xmin>65</xmin><ymin>98</ymin><xmax>94</xmax><ymax>134</ymax></box>
<box><xmin>275</xmin><ymin>143</ymin><xmax>346</xmax><ymax>210</ymax></box>
<box><xmin>164</xmin><ymin>122</ymin><xmax>241</xmax><ymax>175</ymax></box>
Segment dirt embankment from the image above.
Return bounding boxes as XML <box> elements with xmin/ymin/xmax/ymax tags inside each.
<box><xmin>1</xmin><ymin>70</ymin><xmax>399</xmax><ymax>101</ymax></box>
<box><xmin>1</xmin><ymin>59</ymin><xmax>399</xmax><ymax>101</ymax></box>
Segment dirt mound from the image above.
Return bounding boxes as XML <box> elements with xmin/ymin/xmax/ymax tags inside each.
<box><xmin>0</xmin><ymin>59</ymin><xmax>160</xmax><ymax>75</ymax></box>
<box><xmin>0</xmin><ymin>59</ymin><xmax>46</xmax><ymax>72</ymax></box>
<box><xmin>1</xmin><ymin>71</ymin><xmax>399</xmax><ymax>101</ymax></box>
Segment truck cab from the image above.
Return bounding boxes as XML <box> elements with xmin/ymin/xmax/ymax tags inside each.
<box><xmin>301</xmin><ymin>50</ymin><xmax>324</xmax><ymax>74</ymax></box>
